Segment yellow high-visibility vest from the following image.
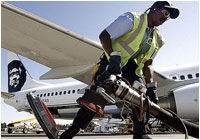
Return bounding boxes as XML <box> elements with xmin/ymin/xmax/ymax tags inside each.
<box><xmin>104</xmin><ymin>12</ymin><xmax>165</xmax><ymax>77</ymax></box>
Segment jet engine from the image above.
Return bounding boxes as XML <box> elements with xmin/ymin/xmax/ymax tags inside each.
<box><xmin>158</xmin><ymin>83</ymin><xmax>199</xmax><ymax>122</ymax></box>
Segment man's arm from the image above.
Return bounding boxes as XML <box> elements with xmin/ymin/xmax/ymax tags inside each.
<box><xmin>99</xmin><ymin>12</ymin><xmax>134</xmax><ymax>55</ymax></box>
<box><xmin>143</xmin><ymin>59</ymin><xmax>158</xmax><ymax>104</ymax></box>
<box><xmin>99</xmin><ymin>30</ymin><xmax>113</xmax><ymax>55</ymax></box>
<box><xmin>99</xmin><ymin>30</ymin><xmax>121</xmax><ymax>75</ymax></box>
<box><xmin>143</xmin><ymin>59</ymin><xmax>154</xmax><ymax>84</ymax></box>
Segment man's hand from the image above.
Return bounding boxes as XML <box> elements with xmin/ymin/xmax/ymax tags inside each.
<box><xmin>107</xmin><ymin>52</ymin><xmax>121</xmax><ymax>75</ymax></box>
<box><xmin>146</xmin><ymin>82</ymin><xmax>158</xmax><ymax>104</ymax></box>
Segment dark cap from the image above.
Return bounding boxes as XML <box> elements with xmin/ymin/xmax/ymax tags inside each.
<box><xmin>152</xmin><ymin>1</ymin><xmax>180</xmax><ymax>19</ymax></box>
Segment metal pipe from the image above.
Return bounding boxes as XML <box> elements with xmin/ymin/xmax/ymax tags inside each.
<box><xmin>115</xmin><ymin>82</ymin><xmax>199</xmax><ymax>138</ymax></box>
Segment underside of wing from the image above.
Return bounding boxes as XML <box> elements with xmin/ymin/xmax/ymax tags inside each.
<box><xmin>153</xmin><ymin>70</ymin><xmax>175</xmax><ymax>88</ymax></box>
<box><xmin>2</xmin><ymin>2</ymin><xmax>103</xmax><ymax>84</ymax></box>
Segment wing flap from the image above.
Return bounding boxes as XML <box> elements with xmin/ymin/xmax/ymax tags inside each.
<box><xmin>1</xmin><ymin>91</ymin><xmax>15</xmax><ymax>99</ymax></box>
<box><xmin>40</xmin><ymin>64</ymin><xmax>94</xmax><ymax>81</ymax></box>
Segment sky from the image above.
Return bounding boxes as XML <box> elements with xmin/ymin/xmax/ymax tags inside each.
<box><xmin>1</xmin><ymin>1</ymin><xmax>199</xmax><ymax>124</ymax></box>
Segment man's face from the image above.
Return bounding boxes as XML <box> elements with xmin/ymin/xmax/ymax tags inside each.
<box><xmin>151</xmin><ymin>9</ymin><xmax>170</xmax><ymax>27</ymax></box>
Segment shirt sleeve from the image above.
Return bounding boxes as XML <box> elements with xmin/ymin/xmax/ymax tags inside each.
<box><xmin>105</xmin><ymin>12</ymin><xmax>134</xmax><ymax>40</ymax></box>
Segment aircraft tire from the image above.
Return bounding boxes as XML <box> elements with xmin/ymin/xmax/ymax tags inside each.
<box><xmin>23</xmin><ymin>127</ymin><xmax>28</xmax><ymax>134</ymax></box>
<box><xmin>8</xmin><ymin>128</ymin><xmax>13</xmax><ymax>134</ymax></box>
<box><xmin>36</xmin><ymin>131</ymin><xmax>41</xmax><ymax>134</ymax></box>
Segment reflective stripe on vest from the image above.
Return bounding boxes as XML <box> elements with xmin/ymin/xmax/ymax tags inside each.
<box><xmin>117</xmin><ymin>39</ymin><xmax>135</xmax><ymax>55</ymax></box>
<box><xmin>126</xmin><ymin>14</ymin><xmax>145</xmax><ymax>44</ymax></box>
<box><xmin>116</xmin><ymin>14</ymin><xmax>145</xmax><ymax>56</ymax></box>
<box><xmin>135</xmin><ymin>29</ymin><xmax>163</xmax><ymax>77</ymax></box>
<box><xmin>104</xmin><ymin>12</ymin><xmax>165</xmax><ymax>77</ymax></box>
<box><xmin>156</xmin><ymin>32</ymin><xmax>163</xmax><ymax>48</ymax></box>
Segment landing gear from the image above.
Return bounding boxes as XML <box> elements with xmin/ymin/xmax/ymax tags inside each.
<box><xmin>23</xmin><ymin>127</ymin><xmax>28</xmax><ymax>134</ymax></box>
<box><xmin>8</xmin><ymin>128</ymin><xmax>13</xmax><ymax>134</ymax></box>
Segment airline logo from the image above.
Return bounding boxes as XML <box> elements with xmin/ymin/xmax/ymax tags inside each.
<box><xmin>8</xmin><ymin>60</ymin><xmax>26</xmax><ymax>92</ymax></box>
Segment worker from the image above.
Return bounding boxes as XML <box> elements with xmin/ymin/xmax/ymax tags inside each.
<box><xmin>60</xmin><ymin>1</ymin><xmax>179</xmax><ymax>139</ymax></box>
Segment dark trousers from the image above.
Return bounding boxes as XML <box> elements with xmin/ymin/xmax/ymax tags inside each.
<box><xmin>121</xmin><ymin>59</ymin><xmax>147</xmax><ymax>135</ymax></box>
<box><xmin>60</xmin><ymin>57</ymin><xmax>146</xmax><ymax>139</ymax></box>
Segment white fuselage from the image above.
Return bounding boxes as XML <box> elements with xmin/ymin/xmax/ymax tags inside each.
<box><xmin>5</xmin><ymin>81</ymin><xmax>88</xmax><ymax>118</ymax></box>
<box><xmin>156</xmin><ymin>64</ymin><xmax>199</xmax><ymax>81</ymax></box>
<box><xmin>4</xmin><ymin>64</ymin><xmax>199</xmax><ymax>121</ymax></box>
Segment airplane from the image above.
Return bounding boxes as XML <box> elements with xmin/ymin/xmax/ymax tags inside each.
<box><xmin>3</xmin><ymin>51</ymin><xmax>124</xmax><ymax>118</ymax></box>
<box><xmin>1</xmin><ymin>1</ymin><xmax>199</xmax><ymax>124</ymax></box>
<box><xmin>2</xmin><ymin>51</ymin><xmax>199</xmax><ymax>122</ymax></box>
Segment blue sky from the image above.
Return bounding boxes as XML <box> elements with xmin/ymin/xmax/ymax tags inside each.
<box><xmin>1</xmin><ymin>1</ymin><xmax>199</xmax><ymax>124</ymax></box>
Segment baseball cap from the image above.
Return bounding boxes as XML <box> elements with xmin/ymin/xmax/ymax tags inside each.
<box><xmin>152</xmin><ymin>1</ymin><xmax>180</xmax><ymax>19</ymax></box>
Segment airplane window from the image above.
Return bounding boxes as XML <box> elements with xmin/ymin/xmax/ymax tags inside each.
<box><xmin>47</xmin><ymin>93</ymin><xmax>50</xmax><ymax>96</ymax></box>
<box><xmin>180</xmin><ymin>75</ymin><xmax>185</xmax><ymax>80</ymax></box>
<box><xmin>64</xmin><ymin>91</ymin><xmax>66</xmax><ymax>95</ymax></box>
<box><xmin>51</xmin><ymin>92</ymin><xmax>54</xmax><ymax>96</ymax></box>
<box><xmin>188</xmin><ymin>74</ymin><xmax>193</xmax><ymax>79</ymax></box>
<box><xmin>59</xmin><ymin>91</ymin><xmax>62</xmax><ymax>95</ymax></box>
<box><xmin>40</xmin><ymin>94</ymin><xmax>42</xmax><ymax>97</ymax></box>
<box><xmin>37</xmin><ymin>94</ymin><xmax>39</xmax><ymax>97</ymax></box>
<box><xmin>55</xmin><ymin>92</ymin><xmax>58</xmax><ymax>96</ymax></box>
<box><xmin>68</xmin><ymin>90</ymin><xmax>71</xmax><ymax>94</ymax></box>
<box><xmin>44</xmin><ymin>93</ymin><xmax>46</xmax><ymax>97</ymax></box>
<box><xmin>196</xmin><ymin>73</ymin><xmax>199</xmax><ymax>78</ymax></box>
<box><xmin>172</xmin><ymin>76</ymin><xmax>177</xmax><ymax>80</ymax></box>
<box><xmin>72</xmin><ymin>90</ymin><xmax>75</xmax><ymax>93</ymax></box>
<box><xmin>78</xmin><ymin>89</ymin><xmax>80</xmax><ymax>91</ymax></box>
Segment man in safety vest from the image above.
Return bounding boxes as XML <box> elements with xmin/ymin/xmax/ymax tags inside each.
<box><xmin>60</xmin><ymin>1</ymin><xmax>179</xmax><ymax>139</ymax></box>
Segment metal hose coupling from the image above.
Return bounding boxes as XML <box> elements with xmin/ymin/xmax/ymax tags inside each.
<box><xmin>105</xmin><ymin>75</ymin><xmax>199</xmax><ymax>139</ymax></box>
<box><xmin>96</xmin><ymin>87</ymin><xmax>116</xmax><ymax>104</ymax></box>
<box><xmin>114</xmin><ymin>78</ymin><xmax>144</xmax><ymax>106</ymax></box>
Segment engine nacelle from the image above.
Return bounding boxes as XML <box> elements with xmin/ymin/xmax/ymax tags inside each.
<box><xmin>158</xmin><ymin>83</ymin><xmax>199</xmax><ymax>122</ymax></box>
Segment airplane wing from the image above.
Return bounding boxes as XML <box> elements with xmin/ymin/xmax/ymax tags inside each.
<box><xmin>1</xmin><ymin>91</ymin><xmax>15</xmax><ymax>99</ymax></box>
<box><xmin>2</xmin><ymin>2</ymin><xmax>103</xmax><ymax>85</ymax></box>
<box><xmin>154</xmin><ymin>70</ymin><xmax>199</xmax><ymax>97</ymax></box>
<box><xmin>153</xmin><ymin>70</ymin><xmax>175</xmax><ymax>87</ymax></box>
<box><xmin>3</xmin><ymin>2</ymin><xmax>197</xmax><ymax>90</ymax></box>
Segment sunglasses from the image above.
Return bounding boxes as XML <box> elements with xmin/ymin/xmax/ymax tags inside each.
<box><xmin>161</xmin><ymin>9</ymin><xmax>170</xmax><ymax>20</ymax></box>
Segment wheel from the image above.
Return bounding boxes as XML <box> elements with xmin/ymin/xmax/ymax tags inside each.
<box><xmin>8</xmin><ymin>128</ymin><xmax>13</xmax><ymax>134</ymax></box>
<box><xmin>150</xmin><ymin>128</ymin><xmax>154</xmax><ymax>134</ymax></box>
<box><xmin>23</xmin><ymin>127</ymin><xmax>28</xmax><ymax>134</ymax></box>
<box><xmin>36</xmin><ymin>131</ymin><xmax>41</xmax><ymax>134</ymax></box>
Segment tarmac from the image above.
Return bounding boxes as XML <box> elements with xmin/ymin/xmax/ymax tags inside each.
<box><xmin>1</xmin><ymin>132</ymin><xmax>195</xmax><ymax>139</ymax></box>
